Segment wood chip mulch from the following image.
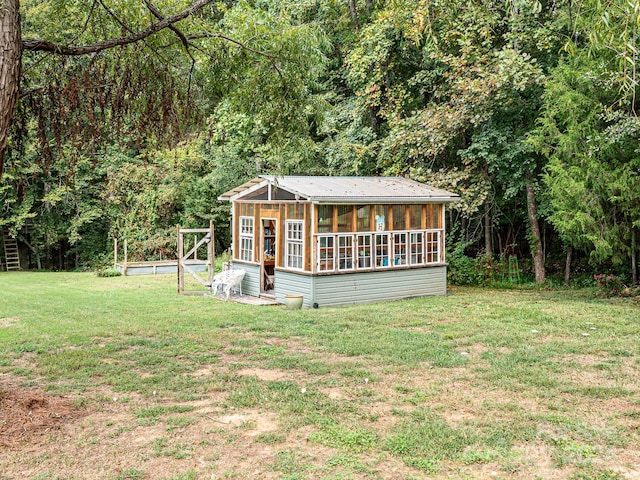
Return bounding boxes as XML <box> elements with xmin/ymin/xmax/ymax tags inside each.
<box><xmin>0</xmin><ymin>385</ymin><xmax>83</xmax><ymax>449</ymax></box>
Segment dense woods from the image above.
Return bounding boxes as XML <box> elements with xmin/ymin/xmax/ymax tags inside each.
<box><xmin>1</xmin><ymin>0</ymin><xmax>639</xmax><ymax>286</ymax></box>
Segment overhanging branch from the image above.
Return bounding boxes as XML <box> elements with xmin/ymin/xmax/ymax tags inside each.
<box><xmin>22</xmin><ymin>0</ymin><xmax>213</xmax><ymax>55</ymax></box>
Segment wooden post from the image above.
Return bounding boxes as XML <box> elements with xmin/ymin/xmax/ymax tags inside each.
<box><xmin>208</xmin><ymin>220</ymin><xmax>215</xmax><ymax>286</ymax></box>
<box><xmin>404</xmin><ymin>205</ymin><xmax>410</xmax><ymax>230</ymax></box>
<box><xmin>311</xmin><ymin>204</ymin><xmax>316</xmax><ymax>274</ymax></box>
<box><xmin>123</xmin><ymin>239</ymin><xmax>128</xmax><ymax>276</ymax></box>
<box><xmin>441</xmin><ymin>204</ymin><xmax>446</xmax><ymax>263</ymax></box>
<box><xmin>351</xmin><ymin>205</ymin><xmax>357</xmax><ymax>234</ymax></box>
<box><xmin>177</xmin><ymin>226</ymin><xmax>184</xmax><ymax>294</ymax></box>
<box><xmin>369</xmin><ymin>206</ymin><xmax>376</xmax><ymax>234</ymax></box>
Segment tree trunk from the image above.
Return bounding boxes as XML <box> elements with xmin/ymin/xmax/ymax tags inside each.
<box><xmin>484</xmin><ymin>203</ymin><xmax>492</xmax><ymax>259</ymax></box>
<box><xmin>461</xmin><ymin>215</ymin><xmax>468</xmax><ymax>242</ymax></box>
<box><xmin>565</xmin><ymin>246</ymin><xmax>573</xmax><ymax>287</ymax></box>
<box><xmin>365</xmin><ymin>0</ymin><xmax>374</xmax><ymax>13</ymax></box>
<box><xmin>348</xmin><ymin>0</ymin><xmax>359</xmax><ymax>33</ymax></box>
<box><xmin>632</xmin><ymin>228</ymin><xmax>637</xmax><ymax>286</ymax></box>
<box><xmin>20</xmin><ymin>235</ymin><xmax>41</xmax><ymax>270</ymax></box>
<box><xmin>369</xmin><ymin>105</ymin><xmax>380</xmax><ymax>135</ymax></box>
<box><xmin>526</xmin><ymin>175</ymin><xmax>546</xmax><ymax>283</ymax></box>
<box><xmin>0</xmin><ymin>0</ymin><xmax>21</xmax><ymax>180</ymax></box>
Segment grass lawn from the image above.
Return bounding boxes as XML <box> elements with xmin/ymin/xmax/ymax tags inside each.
<box><xmin>0</xmin><ymin>271</ymin><xmax>639</xmax><ymax>480</ymax></box>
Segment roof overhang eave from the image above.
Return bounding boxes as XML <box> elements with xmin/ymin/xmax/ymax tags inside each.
<box><xmin>311</xmin><ymin>196</ymin><xmax>460</xmax><ymax>204</ymax></box>
<box><xmin>219</xmin><ymin>176</ymin><xmax>316</xmax><ymax>202</ymax></box>
<box><xmin>218</xmin><ymin>178</ymin><xmax>272</xmax><ymax>202</ymax></box>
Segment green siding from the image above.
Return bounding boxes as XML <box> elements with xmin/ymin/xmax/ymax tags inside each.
<box><xmin>274</xmin><ymin>270</ymin><xmax>314</xmax><ymax>307</ymax></box>
<box><xmin>231</xmin><ymin>263</ymin><xmax>261</xmax><ymax>297</ymax></box>
<box><xmin>270</xmin><ymin>266</ymin><xmax>447</xmax><ymax>308</ymax></box>
<box><xmin>314</xmin><ymin>267</ymin><xmax>447</xmax><ymax>307</ymax></box>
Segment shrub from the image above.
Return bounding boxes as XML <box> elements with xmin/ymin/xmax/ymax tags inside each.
<box><xmin>594</xmin><ymin>274</ymin><xmax>624</xmax><ymax>297</ymax></box>
<box><xmin>96</xmin><ymin>267</ymin><xmax>122</xmax><ymax>277</ymax></box>
<box><xmin>447</xmin><ymin>242</ymin><xmax>481</xmax><ymax>286</ymax></box>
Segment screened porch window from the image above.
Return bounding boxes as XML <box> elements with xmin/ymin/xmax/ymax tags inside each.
<box><xmin>337</xmin><ymin>205</ymin><xmax>354</xmax><ymax>232</ymax></box>
<box><xmin>393</xmin><ymin>205</ymin><xmax>405</xmax><ymax>230</ymax></box>
<box><xmin>317</xmin><ymin>205</ymin><xmax>333</xmax><ymax>233</ymax></box>
<box><xmin>286</xmin><ymin>220</ymin><xmax>304</xmax><ymax>269</ymax></box>
<box><xmin>409</xmin><ymin>205</ymin><xmax>422</xmax><ymax>230</ymax></box>
<box><xmin>239</xmin><ymin>216</ymin><xmax>254</xmax><ymax>262</ymax></box>
<box><xmin>356</xmin><ymin>205</ymin><xmax>371</xmax><ymax>231</ymax></box>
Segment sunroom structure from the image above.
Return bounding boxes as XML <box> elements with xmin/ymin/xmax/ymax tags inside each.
<box><xmin>218</xmin><ymin>176</ymin><xmax>459</xmax><ymax>307</ymax></box>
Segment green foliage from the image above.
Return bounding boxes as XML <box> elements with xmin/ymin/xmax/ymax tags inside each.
<box><xmin>446</xmin><ymin>240</ymin><xmax>481</xmax><ymax>286</ymax></box>
<box><xmin>3</xmin><ymin>0</ymin><xmax>329</xmax><ymax>268</ymax></box>
<box><xmin>204</xmin><ymin>1</ymin><xmax>329</xmax><ymax>158</ymax></box>
<box><xmin>4</xmin><ymin>0</ymin><xmax>640</xmax><ymax>281</ymax></box>
<box><xmin>533</xmin><ymin>54</ymin><xmax>640</xmax><ymax>267</ymax></box>
<box><xmin>96</xmin><ymin>267</ymin><xmax>121</xmax><ymax>278</ymax></box>
<box><xmin>593</xmin><ymin>274</ymin><xmax>625</xmax><ymax>298</ymax></box>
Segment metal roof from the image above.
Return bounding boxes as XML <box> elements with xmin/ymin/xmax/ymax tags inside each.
<box><xmin>219</xmin><ymin>176</ymin><xmax>459</xmax><ymax>204</ymax></box>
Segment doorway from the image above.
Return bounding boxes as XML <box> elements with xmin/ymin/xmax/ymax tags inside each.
<box><xmin>261</xmin><ymin>218</ymin><xmax>277</xmax><ymax>294</ymax></box>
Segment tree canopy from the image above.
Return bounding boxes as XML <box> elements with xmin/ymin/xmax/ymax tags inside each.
<box><xmin>1</xmin><ymin>0</ymin><xmax>638</xmax><ymax>285</ymax></box>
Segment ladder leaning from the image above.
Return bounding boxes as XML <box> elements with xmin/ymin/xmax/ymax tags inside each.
<box><xmin>2</xmin><ymin>230</ymin><xmax>21</xmax><ymax>271</ymax></box>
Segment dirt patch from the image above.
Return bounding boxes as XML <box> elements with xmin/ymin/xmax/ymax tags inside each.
<box><xmin>236</xmin><ymin>367</ymin><xmax>292</xmax><ymax>382</ymax></box>
<box><xmin>0</xmin><ymin>317</ymin><xmax>19</xmax><ymax>327</ymax></box>
<box><xmin>191</xmin><ymin>365</ymin><xmax>216</xmax><ymax>377</ymax></box>
<box><xmin>215</xmin><ymin>409</ymin><xmax>280</xmax><ymax>436</ymax></box>
<box><xmin>0</xmin><ymin>384</ymin><xmax>85</xmax><ymax>449</ymax></box>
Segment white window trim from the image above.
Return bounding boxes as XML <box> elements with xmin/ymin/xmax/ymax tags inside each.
<box><xmin>374</xmin><ymin>233</ymin><xmax>391</xmax><ymax>268</ymax></box>
<box><xmin>410</xmin><ymin>230</ymin><xmax>425</xmax><ymax>266</ymax></box>
<box><xmin>239</xmin><ymin>216</ymin><xmax>254</xmax><ymax>262</ymax></box>
<box><xmin>317</xmin><ymin>235</ymin><xmax>335</xmax><ymax>272</ymax></box>
<box><xmin>356</xmin><ymin>233</ymin><xmax>373</xmax><ymax>269</ymax></box>
<box><xmin>285</xmin><ymin>220</ymin><xmax>304</xmax><ymax>270</ymax></box>
<box><xmin>425</xmin><ymin>229</ymin><xmax>441</xmax><ymax>265</ymax></box>
<box><xmin>337</xmin><ymin>234</ymin><xmax>355</xmax><ymax>271</ymax></box>
<box><xmin>312</xmin><ymin>228</ymin><xmax>445</xmax><ymax>271</ymax></box>
<box><xmin>393</xmin><ymin>232</ymin><xmax>408</xmax><ymax>266</ymax></box>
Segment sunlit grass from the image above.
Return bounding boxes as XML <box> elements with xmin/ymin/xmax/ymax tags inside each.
<box><xmin>1</xmin><ymin>271</ymin><xmax>639</xmax><ymax>479</ymax></box>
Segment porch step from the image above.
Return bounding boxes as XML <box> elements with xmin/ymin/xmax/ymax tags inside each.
<box><xmin>3</xmin><ymin>231</ymin><xmax>20</xmax><ymax>271</ymax></box>
<box><xmin>229</xmin><ymin>293</ymin><xmax>278</xmax><ymax>306</ymax></box>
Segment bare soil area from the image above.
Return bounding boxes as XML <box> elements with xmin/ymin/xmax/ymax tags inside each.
<box><xmin>0</xmin><ymin>383</ymin><xmax>84</xmax><ymax>449</ymax></box>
